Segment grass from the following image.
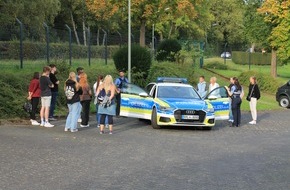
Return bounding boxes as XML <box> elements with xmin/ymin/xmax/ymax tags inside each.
<box><xmin>204</xmin><ymin>57</ymin><xmax>290</xmax><ymax>85</ymax></box>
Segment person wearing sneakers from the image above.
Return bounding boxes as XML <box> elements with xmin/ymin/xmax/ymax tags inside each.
<box><xmin>79</xmin><ymin>73</ymin><xmax>92</xmax><ymax>128</ymax></box>
<box><xmin>28</xmin><ymin>72</ymin><xmax>41</xmax><ymax>126</ymax></box>
<box><xmin>49</xmin><ymin>64</ymin><xmax>59</xmax><ymax>121</ymax></box>
<box><xmin>39</xmin><ymin>66</ymin><xmax>54</xmax><ymax>128</ymax></box>
<box><xmin>115</xmin><ymin>69</ymin><xmax>128</xmax><ymax>116</ymax></box>
<box><xmin>248</xmin><ymin>76</ymin><xmax>260</xmax><ymax>125</ymax></box>
<box><xmin>64</xmin><ymin>72</ymin><xmax>83</xmax><ymax>132</ymax></box>
<box><xmin>96</xmin><ymin>75</ymin><xmax>117</xmax><ymax>134</ymax></box>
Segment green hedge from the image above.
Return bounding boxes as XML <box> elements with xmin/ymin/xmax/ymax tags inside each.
<box><xmin>0</xmin><ymin>41</ymin><xmax>119</xmax><ymax>60</ymax></box>
<box><xmin>239</xmin><ymin>71</ymin><xmax>280</xmax><ymax>94</ymax></box>
<box><xmin>232</xmin><ymin>51</ymin><xmax>271</xmax><ymax>65</ymax></box>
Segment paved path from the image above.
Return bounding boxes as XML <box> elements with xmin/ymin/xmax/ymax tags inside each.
<box><xmin>0</xmin><ymin>110</ymin><xmax>290</xmax><ymax>190</ymax></box>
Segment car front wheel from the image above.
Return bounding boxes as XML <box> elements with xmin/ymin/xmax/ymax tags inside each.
<box><xmin>151</xmin><ymin>108</ymin><xmax>161</xmax><ymax>129</ymax></box>
<box><xmin>279</xmin><ymin>96</ymin><xmax>290</xmax><ymax>108</ymax></box>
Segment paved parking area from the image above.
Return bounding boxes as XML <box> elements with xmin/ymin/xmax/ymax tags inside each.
<box><xmin>0</xmin><ymin>110</ymin><xmax>290</xmax><ymax>190</ymax></box>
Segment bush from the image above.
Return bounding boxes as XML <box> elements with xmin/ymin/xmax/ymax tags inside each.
<box><xmin>205</xmin><ymin>61</ymin><xmax>228</xmax><ymax>70</ymax></box>
<box><xmin>156</xmin><ymin>39</ymin><xmax>181</xmax><ymax>62</ymax></box>
<box><xmin>113</xmin><ymin>45</ymin><xmax>152</xmax><ymax>75</ymax></box>
<box><xmin>239</xmin><ymin>71</ymin><xmax>280</xmax><ymax>93</ymax></box>
<box><xmin>232</xmin><ymin>51</ymin><xmax>272</xmax><ymax>65</ymax></box>
<box><xmin>0</xmin><ymin>41</ymin><xmax>120</xmax><ymax>60</ymax></box>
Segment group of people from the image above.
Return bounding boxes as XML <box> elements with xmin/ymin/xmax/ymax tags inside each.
<box><xmin>197</xmin><ymin>75</ymin><xmax>260</xmax><ymax>127</ymax></box>
<box><xmin>28</xmin><ymin>66</ymin><xmax>128</xmax><ymax>134</ymax></box>
<box><xmin>28</xmin><ymin>65</ymin><xmax>59</xmax><ymax>127</ymax></box>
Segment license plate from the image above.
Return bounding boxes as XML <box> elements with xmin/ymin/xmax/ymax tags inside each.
<box><xmin>182</xmin><ymin>115</ymin><xmax>199</xmax><ymax>120</ymax></box>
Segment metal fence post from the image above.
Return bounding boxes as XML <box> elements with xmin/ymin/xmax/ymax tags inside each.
<box><xmin>65</xmin><ymin>24</ymin><xmax>72</xmax><ymax>66</ymax></box>
<box><xmin>87</xmin><ymin>27</ymin><xmax>91</xmax><ymax>66</ymax></box>
<box><xmin>116</xmin><ymin>31</ymin><xmax>122</xmax><ymax>48</ymax></box>
<box><xmin>43</xmin><ymin>22</ymin><xmax>50</xmax><ymax>64</ymax></box>
<box><xmin>16</xmin><ymin>18</ymin><xmax>23</xmax><ymax>69</ymax></box>
<box><xmin>102</xmin><ymin>29</ymin><xmax>108</xmax><ymax>65</ymax></box>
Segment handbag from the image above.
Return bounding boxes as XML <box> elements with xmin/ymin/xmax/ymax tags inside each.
<box><xmin>247</xmin><ymin>84</ymin><xmax>255</xmax><ymax>101</ymax></box>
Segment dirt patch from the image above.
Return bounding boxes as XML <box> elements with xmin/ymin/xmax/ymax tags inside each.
<box><xmin>0</xmin><ymin>118</ymin><xmax>31</xmax><ymax>125</ymax></box>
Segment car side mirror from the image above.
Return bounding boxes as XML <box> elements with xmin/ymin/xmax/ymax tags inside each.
<box><xmin>139</xmin><ymin>92</ymin><xmax>149</xmax><ymax>98</ymax></box>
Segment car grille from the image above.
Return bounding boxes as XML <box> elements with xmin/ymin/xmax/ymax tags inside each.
<box><xmin>174</xmin><ymin>110</ymin><xmax>206</xmax><ymax>123</ymax></box>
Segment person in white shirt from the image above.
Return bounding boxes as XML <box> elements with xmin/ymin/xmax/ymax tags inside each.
<box><xmin>196</xmin><ymin>76</ymin><xmax>207</xmax><ymax>98</ymax></box>
<box><xmin>208</xmin><ymin>77</ymin><xmax>220</xmax><ymax>98</ymax></box>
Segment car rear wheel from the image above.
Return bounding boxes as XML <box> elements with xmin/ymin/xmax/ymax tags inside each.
<box><xmin>279</xmin><ymin>96</ymin><xmax>290</xmax><ymax>108</ymax></box>
<box><xmin>151</xmin><ymin>108</ymin><xmax>161</xmax><ymax>129</ymax></box>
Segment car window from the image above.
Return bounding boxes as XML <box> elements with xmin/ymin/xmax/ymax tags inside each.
<box><xmin>121</xmin><ymin>83</ymin><xmax>146</xmax><ymax>95</ymax></box>
<box><xmin>157</xmin><ymin>86</ymin><xmax>201</xmax><ymax>99</ymax></box>
<box><xmin>207</xmin><ymin>87</ymin><xmax>228</xmax><ymax>99</ymax></box>
<box><xmin>145</xmin><ymin>83</ymin><xmax>155</xmax><ymax>93</ymax></box>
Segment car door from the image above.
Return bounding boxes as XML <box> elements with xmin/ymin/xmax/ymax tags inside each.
<box><xmin>120</xmin><ymin>83</ymin><xmax>153</xmax><ymax>120</ymax></box>
<box><xmin>205</xmin><ymin>86</ymin><xmax>230</xmax><ymax>120</ymax></box>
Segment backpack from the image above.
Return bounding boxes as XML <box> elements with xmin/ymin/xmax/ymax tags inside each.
<box><xmin>65</xmin><ymin>86</ymin><xmax>75</xmax><ymax>100</ymax></box>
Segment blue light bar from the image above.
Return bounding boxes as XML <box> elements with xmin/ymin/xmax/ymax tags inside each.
<box><xmin>157</xmin><ymin>77</ymin><xmax>188</xmax><ymax>84</ymax></box>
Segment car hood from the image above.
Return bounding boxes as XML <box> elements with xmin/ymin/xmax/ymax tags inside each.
<box><xmin>159</xmin><ymin>98</ymin><xmax>206</xmax><ymax>110</ymax></box>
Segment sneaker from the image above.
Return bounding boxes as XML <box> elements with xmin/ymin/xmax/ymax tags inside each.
<box><xmin>31</xmin><ymin>120</ymin><xmax>40</xmax><ymax>126</ymax></box>
<box><xmin>228</xmin><ymin>119</ymin><xmax>234</xmax><ymax>123</ymax></box>
<box><xmin>64</xmin><ymin>128</ymin><xmax>70</xmax><ymax>132</ymax></box>
<box><xmin>80</xmin><ymin>124</ymin><xmax>89</xmax><ymax>128</ymax></box>
<box><xmin>97</xmin><ymin>124</ymin><xmax>100</xmax><ymax>128</ymax></box>
<box><xmin>99</xmin><ymin>131</ymin><xmax>104</xmax><ymax>134</ymax></box>
<box><xmin>105</xmin><ymin>124</ymin><xmax>109</xmax><ymax>128</ymax></box>
<box><xmin>40</xmin><ymin>122</ymin><xmax>45</xmax><ymax>127</ymax></box>
<box><xmin>49</xmin><ymin>117</ymin><xmax>57</xmax><ymax>121</ymax></box>
<box><xmin>109</xmin><ymin>131</ymin><xmax>113</xmax><ymax>135</ymax></box>
<box><xmin>77</xmin><ymin>118</ymin><xmax>82</xmax><ymax>123</ymax></box>
<box><xmin>249</xmin><ymin>121</ymin><xmax>256</xmax><ymax>125</ymax></box>
<box><xmin>71</xmin><ymin>129</ymin><xmax>78</xmax><ymax>132</ymax></box>
<box><xmin>44</xmin><ymin>122</ymin><xmax>54</xmax><ymax>128</ymax></box>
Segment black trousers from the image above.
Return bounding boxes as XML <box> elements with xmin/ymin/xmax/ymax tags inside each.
<box><xmin>100</xmin><ymin>114</ymin><xmax>113</xmax><ymax>125</ymax></box>
<box><xmin>231</xmin><ymin>97</ymin><xmax>242</xmax><ymax>127</ymax></box>
<box><xmin>116</xmin><ymin>93</ymin><xmax>121</xmax><ymax>116</ymax></box>
<box><xmin>81</xmin><ymin>100</ymin><xmax>91</xmax><ymax>125</ymax></box>
<box><xmin>30</xmin><ymin>97</ymin><xmax>40</xmax><ymax>120</ymax></box>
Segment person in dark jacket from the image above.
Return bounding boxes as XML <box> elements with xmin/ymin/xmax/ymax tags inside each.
<box><xmin>49</xmin><ymin>64</ymin><xmax>59</xmax><ymax>121</ymax></box>
<box><xmin>28</xmin><ymin>72</ymin><xmax>41</xmax><ymax>125</ymax></box>
<box><xmin>226</xmin><ymin>77</ymin><xmax>243</xmax><ymax>127</ymax></box>
<box><xmin>248</xmin><ymin>76</ymin><xmax>261</xmax><ymax>125</ymax></box>
<box><xmin>64</xmin><ymin>72</ymin><xmax>83</xmax><ymax>132</ymax></box>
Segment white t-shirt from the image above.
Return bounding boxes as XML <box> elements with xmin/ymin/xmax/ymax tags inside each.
<box><xmin>93</xmin><ymin>81</ymin><xmax>103</xmax><ymax>96</ymax></box>
<box><xmin>208</xmin><ymin>83</ymin><xmax>220</xmax><ymax>98</ymax></box>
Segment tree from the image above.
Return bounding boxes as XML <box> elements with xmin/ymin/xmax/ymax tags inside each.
<box><xmin>258</xmin><ymin>0</ymin><xmax>290</xmax><ymax>77</ymax></box>
<box><xmin>0</xmin><ymin>0</ymin><xmax>61</xmax><ymax>40</ymax></box>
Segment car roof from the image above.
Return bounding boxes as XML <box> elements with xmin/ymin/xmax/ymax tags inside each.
<box><xmin>153</xmin><ymin>82</ymin><xmax>193</xmax><ymax>87</ymax></box>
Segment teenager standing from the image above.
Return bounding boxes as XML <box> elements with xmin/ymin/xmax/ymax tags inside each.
<box><xmin>39</xmin><ymin>66</ymin><xmax>54</xmax><ymax>127</ymax></box>
<box><xmin>49</xmin><ymin>64</ymin><xmax>59</xmax><ymax>121</ymax></box>
<box><xmin>28</xmin><ymin>72</ymin><xmax>41</xmax><ymax>126</ymax></box>
<box><xmin>64</xmin><ymin>72</ymin><xmax>83</xmax><ymax>132</ymax></box>
<box><xmin>96</xmin><ymin>75</ymin><xmax>117</xmax><ymax>134</ymax></box>
<box><xmin>79</xmin><ymin>73</ymin><xmax>92</xmax><ymax>128</ymax></box>
<box><xmin>248</xmin><ymin>76</ymin><xmax>261</xmax><ymax>125</ymax></box>
<box><xmin>197</xmin><ymin>76</ymin><xmax>207</xmax><ymax>98</ymax></box>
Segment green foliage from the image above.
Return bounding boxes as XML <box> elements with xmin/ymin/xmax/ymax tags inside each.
<box><xmin>205</xmin><ymin>61</ymin><xmax>228</xmax><ymax>70</ymax></box>
<box><xmin>232</xmin><ymin>51</ymin><xmax>272</xmax><ymax>65</ymax></box>
<box><xmin>113</xmin><ymin>45</ymin><xmax>152</xmax><ymax>75</ymax></box>
<box><xmin>147</xmin><ymin>62</ymin><xmax>195</xmax><ymax>85</ymax></box>
<box><xmin>156</xmin><ymin>39</ymin><xmax>181</xmax><ymax>62</ymax></box>
<box><xmin>0</xmin><ymin>41</ymin><xmax>120</xmax><ymax>60</ymax></box>
<box><xmin>239</xmin><ymin>71</ymin><xmax>280</xmax><ymax>93</ymax></box>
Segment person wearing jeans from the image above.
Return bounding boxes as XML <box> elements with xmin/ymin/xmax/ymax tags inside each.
<box><xmin>64</xmin><ymin>72</ymin><xmax>83</xmax><ymax>132</ymax></box>
<box><xmin>49</xmin><ymin>64</ymin><xmax>59</xmax><ymax>120</ymax></box>
<box><xmin>28</xmin><ymin>72</ymin><xmax>41</xmax><ymax>125</ymax></box>
<box><xmin>248</xmin><ymin>76</ymin><xmax>260</xmax><ymax>125</ymax></box>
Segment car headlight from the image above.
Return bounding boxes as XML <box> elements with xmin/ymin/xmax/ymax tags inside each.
<box><xmin>159</xmin><ymin>106</ymin><xmax>175</xmax><ymax>112</ymax></box>
<box><xmin>206</xmin><ymin>108</ymin><xmax>214</xmax><ymax>113</ymax></box>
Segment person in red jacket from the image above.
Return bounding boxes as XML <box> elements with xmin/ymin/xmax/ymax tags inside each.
<box><xmin>27</xmin><ymin>72</ymin><xmax>41</xmax><ymax>125</ymax></box>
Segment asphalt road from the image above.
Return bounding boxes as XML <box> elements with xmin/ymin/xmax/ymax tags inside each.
<box><xmin>1</xmin><ymin>110</ymin><xmax>290</xmax><ymax>190</ymax></box>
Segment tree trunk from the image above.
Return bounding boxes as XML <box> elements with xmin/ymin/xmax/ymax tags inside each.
<box><xmin>271</xmin><ymin>49</ymin><xmax>277</xmax><ymax>78</ymax></box>
<box><xmin>251</xmin><ymin>43</ymin><xmax>255</xmax><ymax>52</ymax></box>
<box><xmin>97</xmin><ymin>28</ymin><xmax>100</xmax><ymax>46</ymax></box>
<box><xmin>70</xmin><ymin>11</ymin><xmax>80</xmax><ymax>45</ymax></box>
<box><xmin>139</xmin><ymin>19</ymin><xmax>146</xmax><ymax>47</ymax></box>
<box><xmin>82</xmin><ymin>19</ymin><xmax>87</xmax><ymax>46</ymax></box>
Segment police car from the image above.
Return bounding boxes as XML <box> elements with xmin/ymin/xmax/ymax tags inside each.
<box><xmin>119</xmin><ymin>77</ymin><xmax>230</xmax><ymax>129</ymax></box>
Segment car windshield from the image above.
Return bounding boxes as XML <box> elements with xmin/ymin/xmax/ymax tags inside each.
<box><xmin>157</xmin><ymin>86</ymin><xmax>201</xmax><ymax>99</ymax></box>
